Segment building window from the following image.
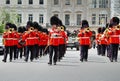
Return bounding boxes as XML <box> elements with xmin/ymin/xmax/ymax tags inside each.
<box><xmin>92</xmin><ymin>0</ymin><xmax>97</xmax><ymax>8</ymax></box>
<box><xmin>99</xmin><ymin>0</ymin><xmax>108</xmax><ymax>8</ymax></box>
<box><xmin>77</xmin><ymin>0</ymin><xmax>82</xmax><ymax>5</ymax></box>
<box><xmin>6</xmin><ymin>0</ymin><xmax>10</xmax><ymax>4</ymax></box>
<box><xmin>54</xmin><ymin>0</ymin><xmax>59</xmax><ymax>5</ymax></box>
<box><xmin>65</xmin><ymin>14</ymin><xmax>70</xmax><ymax>25</ymax></box>
<box><xmin>18</xmin><ymin>14</ymin><xmax>22</xmax><ymax>23</ymax></box>
<box><xmin>39</xmin><ymin>0</ymin><xmax>44</xmax><ymax>4</ymax></box>
<box><xmin>92</xmin><ymin>14</ymin><xmax>96</xmax><ymax>25</ymax></box>
<box><xmin>65</xmin><ymin>0</ymin><xmax>70</xmax><ymax>5</ymax></box>
<box><xmin>77</xmin><ymin>14</ymin><xmax>81</xmax><ymax>25</ymax></box>
<box><xmin>29</xmin><ymin>0</ymin><xmax>33</xmax><ymax>4</ymax></box>
<box><xmin>99</xmin><ymin>14</ymin><xmax>107</xmax><ymax>25</ymax></box>
<box><xmin>18</xmin><ymin>0</ymin><xmax>22</xmax><ymax>4</ymax></box>
<box><xmin>28</xmin><ymin>14</ymin><xmax>33</xmax><ymax>22</ymax></box>
<box><xmin>39</xmin><ymin>14</ymin><xmax>44</xmax><ymax>24</ymax></box>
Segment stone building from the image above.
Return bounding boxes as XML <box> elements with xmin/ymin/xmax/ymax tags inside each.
<box><xmin>0</xmin><ymin>0</ymin><xmax>111</xmax><ymax>29</ymax></box>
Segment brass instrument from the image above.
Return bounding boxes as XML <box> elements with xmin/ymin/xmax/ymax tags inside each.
<box><xmin>8</xmin><ymin>28</ymin><xmax>14</xmax><ymax>33</ymax></box>
<box><xmin>60</xmin><ymin>26</ymin><xmax>64</xmax><ymax>31</ymax></box>
<box><xmin>57</xmin><ymin>26</ymin><xmax>64</xmax><ymax>31</ymax></box>
<box><xmin>115</xmin><ymin>25</ymin><xmax>120</xmax><ymax>30</ymax></box>
<box><xmin>29</xmin><ymin>27</ymin><xmax>34</xmax><ymax>31</ymax></box>
<box><xmin>84</xmin><ymin>27</ymin><xmax>90</xmax><ymax>32</ymax></box>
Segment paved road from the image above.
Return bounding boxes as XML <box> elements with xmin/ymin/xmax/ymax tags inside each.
<box><xmin>0</xmin><ymin>48</ymin><xmax>120</xmax><ymax>81</ymax></box>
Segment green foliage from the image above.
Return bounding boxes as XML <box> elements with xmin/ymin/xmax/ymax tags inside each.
<box><xmin>0</xmin><ymin>8</ymin><xmax>19</xmax><ymax>26</ymax></box>
<box><xmin>0</xmin><ymin>24</ymin><xmax>4</xmax><ymax>33</ymax></box>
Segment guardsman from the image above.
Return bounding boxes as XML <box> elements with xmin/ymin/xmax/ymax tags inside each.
<box><xmin>11</xmin><ymin>24</ymin><xmax>19</xmax><ymax>60</ymax></box>
<box><xmin>33</xmin><ymin>22</ymin><xmax>40</xmax><ymax>59</ymax></box>
<box><xmin>58</xmin><ymin>25</ymin><xmax>68</xmax><ymax>61</ymax></box>
<box><xmin>107</xmin><ymin>17</ymin><xmax>120</xmax><ymax>62</ymax></box>
<box><xmin>96</xmin><ymin>27</ymin><xmax>102</xmax><ymax>55</ymax></box>
<box><xmin>48</xmin><ymin>16</ymin><xmax>60</xmax><ymax>65</ymax></box>
<box><xmin>22</xmin><ymin>21</ymin><xmax>36</xmax><ymax>62</ymax></box>
<box><xmin>17</xmin><ymin>26</ymin><xmax>24</xmax><ymax>59</ymax></box>
<box><xmin>2</xmin><ymin>23</ymin><xmax>14</xmax><ymax>62</ymax></box>
<box><xmin>78</xmin><ymin>20</ymin><xmax>92</xmax><ymax>62</ymax></box>
<box><xmin>99</xmin><ymin>27</ymin><xmax>107</xmax><ymax>56</ymax></box>
<box><xmin>42</xmin><ymin>28</ymin><xmax>49</xmax><ymax>56</ymax></box>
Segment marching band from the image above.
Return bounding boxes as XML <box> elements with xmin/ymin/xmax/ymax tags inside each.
<box><xmin>1</xmin><ymin>16</ymin><xmax>120</xmax><ymax>64</ymax></box>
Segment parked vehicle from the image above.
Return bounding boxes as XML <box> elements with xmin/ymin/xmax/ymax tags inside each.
<box><xmin>66</xmin><ymin>36</ymin><xmax>79</xmax><ymax>51</ymax></box>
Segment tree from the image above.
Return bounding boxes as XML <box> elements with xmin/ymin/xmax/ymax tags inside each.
<box><xmin>0</xmin><ymin>7</ymin><xmax>18</xmax><ymax>33</ymax></box>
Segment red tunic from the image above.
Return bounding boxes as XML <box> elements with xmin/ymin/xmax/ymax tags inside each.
<box><xmin>49</xmin><ymin>29</ymin><xmax>60</xmax><ymax>46</ymax></box>
<box><xmin>78</xmin><ymin>28</ymin><xmax>92</xmax><ymax>45</ymax></box>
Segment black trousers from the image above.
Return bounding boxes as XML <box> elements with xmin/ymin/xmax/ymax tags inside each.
<box><xmin>17</xmin><ymin>47</ymin><xmax>23</xmax><ymax>59</ymax></box>
<box><xmin>80</xmin><ymin>45</ymin><xmax>89</xmax><ymax>60</ymax></box>
<box><xmin>106</xmin><ymin>45</ymin><xmax>110</xmax><ymax>57</ymax></box>
<box><xmin>97</xmin><ymin>45</ymin><xmax>101</xmax><ymax>55</ymax></box>
<box><xmin>101</xmin><ymin>44</ymin><xmax>107</xmax><ymax>56</ymax></box>
<box><xmin>13</xmin><ymin>45</ymin><xmax>17</xmax><ymax>59</ymax></box>
<box><xmin>49</xmin><ymin>45</ymin><xmax>58</xmax><ymax>63</ymax></box>
<box><xmin>58</xmin><ymin>44</ymin><xmax>66</xmax><ymax>60</ymax></box>
<box><xmin>3</xmin><ymin>46</ymin><xmax>14</xmax><ymax>61</ymax></box>
<box><xmin>25</xmin><ymin>45</ymin><xmax>34</xmax><ymax>61</ymax></box>
<box><xmin>34</xmin><ymin>44</ymin><xmax>39</xmax><ymax>58</ymax></box>
<box><xmin>110</xmin><ymin>44</ymin><xmax>119</xmax><ymax>61</ymax></box>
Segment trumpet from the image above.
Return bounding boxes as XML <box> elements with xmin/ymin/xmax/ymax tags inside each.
<box><xmin>60</xmin><ymin>26</ymin><xmax>64</xmax><ymax>31</ymax></box>
<box><xmin>115</xmin><ymin>25</ymin><xmax>120</xmax><ymax>30</ymax></box>
<box><xmin>8</xmin><ymin>28</ymin><xmax>14</xmax><ymax>33</ymax></box>
<box><xmin>84</xmin><ymin>27</ymin><xmax>90</xmax><ymax>32</ymax></box>
<box><xmin>29</xmin><ymin>27</ymin><xmax>34</xmax><ymax>31</ymax></box>
<box><xmin>57</xmin><ymin>26</ymin><xmax>64</xmax><ymax>31</ymax></box>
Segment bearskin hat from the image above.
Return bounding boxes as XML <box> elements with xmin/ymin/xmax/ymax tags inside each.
<box><xmin>33</xmin><ymin>21</ymin><xmax>39</xmax><ymax>29</ymax></box>
<box><xmin>50</xmin><ymin>16</ymin><xmax>59</xmax><ymax>26</ymax></box>
<box><xmin>42</xmin><ymin>28</ymin><xmax>49</xmax><ymax>35</ymax></box>
<box><xmin>11</xmin><ymin>24</ymin><xmax>17</xmax><ymax>31</ymax></box>
<box><xmin>18</xmin><ymin>26</ymin><xmax>23</xmax><ymax>33</ymax></box>
<box><xmin>110</xmin><ymin>17</ymin><xmax>119</xmax><ymax>26</ymax></box>
<box><xmin>97</xmin><ymin>27</ymin><xmax>102</xmax><ymax>33</ymax></box>
<box><xmin>22</xmin><ymin>26</ymin><xmax>26</xmax><ymax>32</ymax></box>
<box><xmin>82</xmin><ymin>20</ymin><xmax>89</xmax><ymax>27</ymax></box>
<box><xmin>26</xmin><ymin>21</ymin><xmax>33</xmax><ymax>29</ymax></box>
<box><xmin>101</xmin><ymin>27</ymin><xmax>106</xmax><ymax>33</ymax></box>
<box><xmin>5</xmin><ymin>22</ymin><xmax>12</xmax><ymax>29</ymax></box>
<box><xmin>38</xmin><ymin>25</ymin><xmax>43</xmax><ymax>31</ymax></box>
<box><xmin>58</xmin><ymin>19</ymin><xmax>63</xmax><ymax>26</ymax></box>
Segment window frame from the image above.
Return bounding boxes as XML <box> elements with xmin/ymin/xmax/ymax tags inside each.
<box><xmin>65</xmin><ymin>14</ymin><xmax>70</xmax><ymax>25</ymax></box>
<box><xmin>18</xmin><ymin>14</ymin><xmax>22</xmax><ymax>23</ymax></box>
<box><xmin>39</xmin><ymin>0</ymin><xmax>44</xmax><ymax>4</ymax></box>
<box><xmin>76</xmin><ymin>14</ymin><xmax>81</xmax><ymax>25</ymax></box>
<box><xmin>28</xmin><ymin>14</ymin><xmax>33</xmax><ymax>22</ymax></box>
<box><xmin>29</xmin><ymin>0</ymin><xmax>33</xmax><ymax>4</ymax></box>
<box><xmin>65</xmin><ymin>0</ymin><xmax>70</xmax><ymax>5</ymax></box>
<box><xmin>54</xmin><ymin>0</ymin><xmax>59</xmax><ymax>5</ymax></box>
<box><xmin>39</xmin><ymin>14</ymin><xmax>44</xmax><ymax>24</ymax></box>
<box><xmin>6</xmin><ymin>0</ymin><xmax>10</xmax><ymax>4</ymax></box>
<box><xmin>18</xmin><ymin>0</ymin><xmax>22</xmax><ymax>4</ymax></box>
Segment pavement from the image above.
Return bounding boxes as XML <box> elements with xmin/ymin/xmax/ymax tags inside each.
<box><xmin>0</xmin><ymin>48</ymin><xmax>120</xmax><ymax>81</ymax></box>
